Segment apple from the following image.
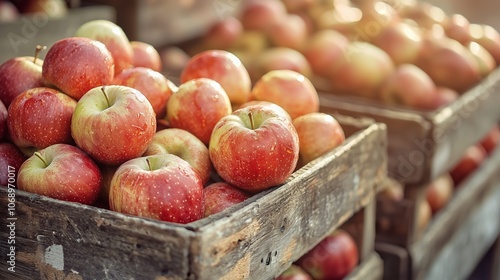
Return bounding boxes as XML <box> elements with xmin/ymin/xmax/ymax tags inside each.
<box><xmin>428</xmin><ymin>86</ymin><xmax>459</xmax><ymax>110</ymax></box>
<box><xmin>251</xmin><ymin>70</ymin><xmax>319</xmax><ymax>120</ymax></box>
<box><xmin>0</xmin><ymin>1</ymin><xmax>19</xmax><ymax>22</ymax></box>
<box><xmin>425</xmin><ymin>173</ymin><xmax>454</xmax><ymax>215</ymax></box>
<box><xmin>470</xmin><ymin>24</ymin><xmax>500</xmax><ymax>65</ymax></box>
<box><xmin>281</xmin><ymin>0</ymin><xmax>316</xmax><ymax>14</ymax></box>
<box><xmin>228</xmin><ymin>30</ymin><xmax>270</xmax><ymax>55</ymax></box>
<box><xmin>377</xmin><ymin>64</ymin><xmax>438</xmax><ymax>110</ymax></box>
<box><xmin>130</xmin><ymin>41</ymin><xmax>162</xmax><ymax>72</ymax></box>
<box><xmin>203</xmin><ymin>182</ymin><xmax>251</xmax><ymax>217</ymax></box>
<box><xmin>112</xmin><ymin>67</ymin><xmax>173</xmax><ymax>118</ymax></box>
<box><xmin>0</xmin><ymin>46</ymin><xmax>44</xmax><ymax>107</ymax></box>
<box><xmin>302</xmin><ymin>29</ymin><xmax>349</xmax><ymax>78</ymax></box>
<box><xmin>18</xmin><ymin>0</ymin><xmax>67</xmax><ymax>18</ymax></box>
<box><xmin>479</xmin><ymin>125</ymin><xmax>500</xmax><ymax>155</ymax></box>
<box><xmin>71</xmin><ymin>85</ymin><xmax>156</xmax><ymax>165</ymax></box>
<box><xmin>166</xmin><ymin>78</ymin><xmax>232</xmax><ymax>145</ymax></box>
<box><xmin>251</xmin><ymin>47</ymin><xmax>312</xmax><ymax>83</ymax></box>
<box><xmin>8</xmin><ymin>87</ymin><xmax>76</xmax><ymax>155</ymax></box>
<box><xmin>239</xmin><ymin>0</ymin><xmax>287</xmax><ymax>31</ymax></box>
<box><xmin>266</xmin><ymin>14</ymin><xmax>308</xmax><ymax>51</ymax></box>
<box><xmin>238</xmin><ymin>100</ymin><xmax>292</xmax><ymax>121</ymax></box>
<box><xmin>0</xmin><ymin>142</ymin><xmax>27</xmax><ymax>186</ymax></box>
<box><xmin>181</xmin><ymin>50</ymin><xmax>252</xmax><ymax>105</ymax></box>
<box><xmin>143</xmin><ymin>128</ymin><xmax>212</xmax><ymax>185</ymax></box>
<box><xmin>466</xmin><ymin>41</ymin><xmax>496</xmax><ymax>78</ymax></box>
<box><xmin>292</xmin><ymin>113</ymin><xmax>345</xmax><ymax>167</ymax></box>
<box><xmin>275</xmin><ymin>264</ymin><xmax>313</xmax><ymax>280</ymax></box>
<box><xmin>353</xmin><ymin>0</ymin><xmax>400</xmax><ymax>42</ymax></box>
<box><xmin>209</xmin><ymin>104</ymin><xmax>299</xmax><ymax>193</ymax></box>
<box><xmin>0</xmin><ymin>100</ymin><xmax>7</xmax><ymax>141</ymax></box>
<box><xmin>17</xmin><ymin>143</ymin><xmax>102</xmax><ymax>205</ymax></box>
<box><xmin>160</xmin><ymin>46</ymin><xmax>191</xmax><ymax>76</ymax></box>
<box><xmin>201</xmin><ymin>16</ymin><xmax>244</xmax><ymax>50</ymax></box>
<box><xmin>42</xmin><ymin>37</ymin><xmax>114</xmax><ymax>100</ymax></box>
<box><xmin>74</xmin><ymin>19</ymin><xmax>133</xmax><ymax>75</ymax></box>
<box><xmin>109</xmin><ymin>154</ymin><xmax>204</xmax><ymax>224</ymax></box>
<box><xmin>449</xmin><ymin>144</ymin><xmax>487</xmax><ymax>186</ymax></box>
<box><xmin>443</xmin><ymin>14</ymin><xmax>472</xmax><ymax>45</ymax></box>
<box><xmin>296</xmin><ymin>229</ymin><xmax>359</xmax><ymax>280</ymax></box>
<box><xmin>315</xmin><ymin>6</ymin><xmax>361</xmax><ymax>40</ymax></box>
<box><xmin>400</xmin><ymin>2</ymin><xmax>447</xmax><ymax>30</ymax></box>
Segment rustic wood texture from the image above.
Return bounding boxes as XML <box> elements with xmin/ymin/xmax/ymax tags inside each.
<box><xmin>0</xmin><ymin>117</ymin><xmax>387</xmax><ymax>279</ymax></box>
<box><xmin>0</xmin><ymin>6</ymin><xmax>116</xmax><ymax>64</ymax></box>
<box><xmin>318</xmin><ymin>67</ymin><xmax>500</xmax><ymax>186</ymax></box>
<box><xmin>375</xmin><ymin>242</ymin><xmax>410</xmax><ymax>280</ymax></box>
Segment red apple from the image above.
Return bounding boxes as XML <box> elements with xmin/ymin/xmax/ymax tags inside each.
<box><xmin>302</xmin><ymin>29</ymin><xmax>349</xmax><ymax>78</ymax></box>
<box><xmin>143</xmin><ymin>128</ymin><xmax>212</xmax><ymax>185</ymax></box>
<box><xmin>297</xmin><ymin>229</ymin><xmax>359</xmax><ymax>280</ymax></box>
<box><xmin>42</xmin><ymin>37</ymin><xmax>114</xmax><ymax>100</ymax></box>
<box><xmin>130</xmin><ymin>41</ymin><xmax>162</xmax><ymax>72</ymax></box>
<box><xmin>160</xmin><ymin>46</ymin><xmax>191</xmax><ymax>76</ymax></box>
<box><xmin>428</xmin><ymin>86</ymin><xmax>459</xmax><ymax>110</ymax></box>
<box><xmin>181</xmin><ymin>50</ymin><xmax>252</xmax><ymax>105</ymax></box>
<box><xmin>239</xmin><ymin>0</ymin><xmax>287</xmax><ymax>31</ymax></box>
<box><xmin>275</xmin><ymin>264</ymin><xmax>313</xmax><ymax>280</ymax></box>
<box><xmin>17</xmin><ymin>143</ymin><xmax>102</xmax><ymax>205</ymax></box>
<box><xmin>479</xmin><ymin>125</ymin><xmax>500</xmax><ymax>155</ymax></box>
<box><xmin>292</xmin><ymin>113</ymin><xmax>345</xmax><ymax>167</ymax></box>
<box><xmin>209</xmin><ymin>104</ymin><xmax>299</xmax><ymax>193</ymax></box>
<box><xmin>109</xmin><ymin>154</ymin><xmax>204</xmax><ymax>224</ymax></box>
<box><xmin>74</xmin><ymin>19</ymin><xmax>133</xmax><ymax>75</ymax></box>
<box><xmin>18</xmin><ymin>0</ymin><xmax>67</xmax><ymax>18</ymax></box>
<box><xmin>315</xmin><ymin>6</ymin><xmax>361</xmax><ymax>40</ymax></box>
<box><xmin>466</xmin><ymin>41</ymin><xmax>496</xmax><ymax>78</ymax></box>
<box><xmin>0</xmin><ymin>100</ymin><xmax>7</xmax><ymax>141</ymax></box>
<box><xmin>443</xmin><ymin>14</ymin><xmax>472</xmax><ymax>45</ymax></box>
<box><xmin>238</xmin><ymin>100</ymin><xmax>292</xmax><ymax>121</ymax></box>
<box><xmin>0</xmin><ymin>142</ymin><xmax>27</xmax><ymax>186</ymax></box>
<box><xmin>8</xmin><ymin>87</ymin><xmax>76</xmax><ymax>155</ymax></box>
<box><xmin>266</xmin><ymin>14</ymin><xmax>308</xmax><ymax>51</ymax></box>
<box><xmin>470</xmin><ymin>24</ymin><xmax>500</xmax><ymax>65</ymax></box>
<box><xmin>112</xmin><ymin>67</ymin><xmax>173</xmax><ymax>118</ymax></box>
<box><xmin>449</xmin><ymin>144</ymin><xmax>487</xmax><ymax>186</ymax></box>
<box><xmin>71</xmin><ymin>85</ymin><xmax>156</xmax><ymax>165</ymax></box>
<box><xmin>0</xmin><ymin>46</ymin><xmax>44</xmax><ymax>107</ymax></box>
<box><xmin>251</xmin><ymin>47</ymin><xmax>312</xmax><ymax>82</ymax></box>
<box><xmin>201</xmin><ymin>17</ymin><xmax>244</xmax><ymax>50</ymax></box>
<box><xmin>400</xmin><ymin>2</ymin><xmax>447</xmax><ymax>29</ymax></box>
<box><xmin>354</xmin><ymin>0</ymin><xmax>400</xmax><ymax>42</ymax></box>
<box><xmin>251</xmin><ymin>70</ymin><xmax>319</xmax><ymax>120</ymax></box>
<box><xmin>425</xmin><ymin>173</ymin><xmax>454</xmax><ymax>214</ymax></box>
<box><xmin>166</xmin><ymin>78</ymin><xmax>232</xmax><ymax>145</ymax></box>
<box><xmin>0</xmin><ymin>1</ymin><xmax>19</xmax><ymax>22</ymax></box>
<box><xmin>203</xmin><ymin>182</ymin><xmax>251</xmax><ymax>217</ymax></box>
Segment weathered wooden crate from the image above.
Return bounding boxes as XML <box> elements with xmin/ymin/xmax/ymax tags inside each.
<box><xmin>375</xmin><ymin>143</ymin><xmax>500</xmax><ymax>280</ymax></box>
<box><xmin>319</xmin><ymin>67</ymin><xmax>500</xmax><ymax>186</ymax></box>
<box><xmin>0</xmin><ymin>115</ymin><xmax>387</xmax><ymax>279</ymax></box>
<box><xmin>0</xmin><ymin>5</ymin><xmax>115</xmax><ymax>64</ymax></box>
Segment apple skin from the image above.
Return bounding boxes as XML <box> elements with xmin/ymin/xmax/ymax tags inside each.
<box><xmin>17</xmin><ymin>143</ymin><xmax>102</xmax><ymax>205</ymax></box>
<box><xmin>251</xmin><ymin>47</ymin><xmax>313</xmax><ymax>83</ymax></box>
<box><xmin>42</xmin><ymin>37</ymin><xmax>115</xmax><ymax>100</ymax></box>
<box><xmin>239</xmin><ymin>0</ymin><xmax>287</xmax><ymax>31</ymax></box>
<box><xmin>251</xmin><ymin>69</ymin><xmax>319</xmax><ymax>120</ymax></box>
<box><xmin>0</xmin><ymin>1</ymin><xmax>19</xmax><ymax>22</ymax></box>
<box><xmin>74</xmin><ymin>19</ymin><xmax>133</xmax><ymax>75</ymax></box>
<box><xmin>130</xmin><ymin>41</ymin><xmax>162</xmax><ymax>72</ymax></box>
<box><xmin>201</xmin><ymin>16</ymin><xmax>244</xmax><ymax>50</ymax></box>
<box><xmin>203</xmin><ymin>182</ymin><xmax>251</xmax><ymax>217</ymax></box>
<box><xmin>292</xmin><ymin>113</ymin><xmax>345</xmax><ymax>167</ymax></box>
<box><xmin>166</xmin><ymin>78</ymin><xmax>232</xmax><ymax>145</ymax></box>
<box><xmin>296</xmin><ymin>229</ymin><xmax>359</xmax><ymax>280</ymax></box>
<box><xmin>71</xmin><ymin>85</ymin><xmax>156</xmax><ymax>166</ymax></box>
<box><xmin>0</xmin><ymin>142</ymin><xmax>27</xmax><ymax>186</ymax></box>
<box><xmin>109</xmin><ymin>154</ymin><xmax>204</xmax><ymax>224</ymax></box>
<box><xmin>238</xmin><ymin>100</ymin><xmax>292</xmax><ymax>121</ymax></box>
<box><xmin>0</xmin><ymin>55</ymin><xmax>44</xmax><ymax>107</ymax></box>
<box><xmin>302</xmin><ymin>29</ymin><xmax>349</xmax><ymax>78</ymax></box>
<box><xmin>143</xmin><ymin>128</ymin><xmax>212</xmax><ymax>186</ymax></box>
<box><xmin>0</xmin><ymin>100</ymin><xmax>7</xmax><ymax>141</ymax></box>
<box><xmin>266</xmin><ymin>14</ymin><xmax>308</xmax><ymax>51</ymax></box>
<box><xmin>425</xmin><ymin>173</ymin><xmax>454</xmax><ymax>215</ymax></box>
<box><xmin>112</xmin><ymin>67</ymin><xmax>173</xmax><ymax>118</ymax></box>
<box><xmin>209</xmin><ymin>104</ymin><xmax>299</xmax><ymax>193</ymax></box>
<box><xmin>479</xmin><ymin>125</ymin><xmax>500</xmax><ymax>155</ymax></box>
<box><xmin>470</xmin><ymin>24</ymin><xmax>500</xmax><ymax>65</ymax></box>
<box><xmin>275</xmin><ymin>264</ymin><xmax>313</xmax><ymax>280</ymax></box>
<box><xmin>8</xmin><ymin>87</ymin><xmax>77</xmax><ymax>155</ymax></box>
<box><xmin>449</xmin><ymin>144</ymin><xmax>487</xmax><ymax>186</ymax></box>
<box><xmin>181</xmin><ymin>50</ymin><xmax>252</xmax><ymax>105</ymax></box>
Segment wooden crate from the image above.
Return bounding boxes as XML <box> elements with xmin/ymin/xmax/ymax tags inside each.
<box><xmin>375</xmin><ymin>144</ymin><xmax>500</xmax><ymax>280</ymax></box>
<box><xmin>0</xmin><ymin>115</ymin><xmax>387</xmax><ymax>280</ymax></box>
<box><xmin>0</xmin><ymin>5</ymin><xmax>115</xmax><ymax>64</ymax></box>
<box><xmin>319</xmin><ymin>68</ymin><xmax>500</xmax><ymax>186</ymax></box>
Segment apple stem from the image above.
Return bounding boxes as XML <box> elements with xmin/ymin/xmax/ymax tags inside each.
<box><xmin>146</xmin><ymin>157</ymin><xmax>152</xmax><ymax>171</ymax></box>
<box><xmin>34</xmin><ymin>45</ymin><xmax>46</xmax><ymax>64</ymax></box>
<box><xmin>34</xmin><ymin>151</ymin><xmax>48</xmax><ymax>167</ymax></box>
<box><xmin>248</xmin><ymin>112</ymin><xmax>255</xmax><ymax>130</ymax></box>
<box><xmin>101</xmin><ymin>86</ymin><xmax>110</xmax><ymax>107</ymax></box>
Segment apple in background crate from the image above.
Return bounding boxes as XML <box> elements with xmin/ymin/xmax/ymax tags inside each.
<box><xmin>275</xmin><ymin>264</ymin><xmax>313</xmax><ymax>280</ymax></box>
<box><xmin>0</xmin><ymin>142</ymin><xmax>27</xmax><ymax>186</ymax></box>
<box><xmin>449</xmin><ymin>144</ymin><xmax>487</xmax><ymax>186</ymax></box>
<box><xmin>17</xmin><ymin>143</ymin><xmax>102</xmax><ymax>205</ymax></box>
<box><xmin>203</xmin><ymin>182</ymin><xmax>251</xmax><ymax>218</ymax></box>
<box><xmin>425</xmin><ymin>173</ymin><xmax>454</xmax><ymax>215</ymax></box>
<box><xmin>130</xmin><ymin>41</ymin><xmax>162</xmax><ymax>72</ymax></box>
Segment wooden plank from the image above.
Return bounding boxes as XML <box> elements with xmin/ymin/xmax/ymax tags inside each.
<box><xmin>345</xmin><ymin>253</ymin><xmax>384</xmax><ymax>280</ymax></box>
<box><xmin>375</xmin><ymin>243</ymin><xmax>410</xmax><ymax>280</ymax></box>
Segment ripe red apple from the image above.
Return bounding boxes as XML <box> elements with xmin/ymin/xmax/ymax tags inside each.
<box><xmin>251</xmin><ymin>47</ymin><xmax>312</xmax><ymax>83</ymax></box>
<box><xmin>425</xmin><ymin>173</ymin><xmax>454</xmax><ymax>214</ymax></box>
<box><xmin>266</xmin><ymin>14</ymin><xmax>308</xmax><ymax>51</ymax></box>
<box><xmin>0</xmin><ymin>100</ymin><xmax>7</xmax><ymax>141</ymax></box>
<box><xmin>479</xmin><ymin>125</ymin><xmax>500</xmax><ymax>155</ymax></box>
<box><xmin>17</xmin><ymin>143</ymin><xmax>102</xmax><ymax>205</ymax></box>
<box><xmin>238</xmin><ymin>100</ymin><xmax>292</xmax><ymax>121</ymax></box>
<box><xmin>74</xmin><ymin>19</ymin><xmax>133</xmax><ymax>75</ymax></box>
<box><xmin>71</xmin><ymin>85</ymin><xmax>156</xmax><ymax>165</ymax></box>
<box><xmin>201</xmin><ymin>17</ymin><xmax>244</xmax><ymax>50</ymax></box>
<box><xmin>0</xmin><ymin>1</ymin><xmax>19</xmax><ymax>22</ymax></box>
<box><xmin>443</xmin><ymin>14</ymin><xmax>472</xmax><ymax>45</ymax></box>
<box><xmin>130</xmin><ymin>41</ymin><xmax>162</xmax><ymax>72</ymax></box>
<box><xmin>143</xmin><ymin>128</ymin><xmax>212</xmax><ymax>186</ymax></box>
<box><xmin>275</xmin><ymin>264</ymin><xmax>313</xmax><ymax>280</ymax></box>
<box><xmin>315</xmin><ymin>6</ymin><xmax>360</xmax><ymax>40</ymax></box>
<box><xmin>42</xmin><ymin>37</ymin><xmax>114</xmax><ymax>100</ymax></box>
<box><xmin>203</xmin><ymin>182</ymin><xmax>251</xmax><ymax>217</ymax></box>
<box><xmin>400</xmin><ymin>2</ymin><xmax>447</xmax><ymax>30</ymax></box>
<box><xmin>297</xmin><ymin>229</ymin><xmax>359</xmax><ymax>280</ymax></box>
<box><xmin>209</xmin><ymin>104</ymin><xmax>299</xmax><ymax>193</ymax></box>
<box><xmin>166</xmin><ymin>78</ymin><xmax>232</xmax><ymax>145</ymax></box>
<box><xmin>292</xmin><ymin>113</ymin><xmax>345</xmax><ymax>167</ymax></box>
<box><xmin>466</xmin><ymin>41</ymin><xmax>496</xmax><ymax>78</ymax></box>
<box><xmin>251</xmin><ymin>70</ymin><xmax>319</xmax><ymax>120</ymax></box>
<box><xmin>0</xmin><ymin>142</ymin><xmax>27</xmax><ymax>186</ymax></box>
<box><xmin>0</xmin><ymin>46</ymin><xmax>44</xmax><ymax>107</ymax></box>
<box><xmin>112</xmin><ymin>67</ymin><xmax>173</xmax><ymax>118</ymax></box>
<box><xmin>428</xmin><ymin>86</ymin><xmax>459</xmax><ymax>110</ymax></box>
<box><xmin>109</xmin><ymin>154</ymin><xmax>204</xmax><ymax>224</ymax></box>
<box><xmin>449</xmin><ymin>144</ymin><xmax>487</xmax><ymax>186</ymax></box>
<box><xmin>302</xmin><ymin>29</ymin><xmax>349</xmax><ymax>78</ymax></box>
<box><xmin>470</xmin><ymin>24</ymin><xmax>500</xmax><ymax>65</ymax></box>
<box><xmin>181</xmin><ymin>50</ymin><xmax>252</xmax><ymax>105</ymax></box>
<box><xmin>354</xmin><ymin>0</ymin><xmax>400</xmax><ymax>41</ymax></box>
<box><xmin>239</xmin><ymin>0</ymin><xmax>287</xmax><ymax>31</ymax></box>
<box><xmin>160</xmin><ymin>46</ymin><xmax>191</xmax><ymax>75</ymax></box>
<box><xmin>8</xmin><ymin>87</ymin><xmax>76</xmax><ymax>155</ymax></box>
<box><xmin>18</xmin><ymin>0</ymin><xmax>67</xmax><ymax>18</ymax></box>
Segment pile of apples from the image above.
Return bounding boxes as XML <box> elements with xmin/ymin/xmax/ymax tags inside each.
<box><xmin>0</xmin><ymin>19</ymin><xmax>348</xmax><ymax>224</ymax></box>
<box><xmin>187</xmin><ymin>0</ymin><xmax>500</xmax><ymax>111</ymax></box>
